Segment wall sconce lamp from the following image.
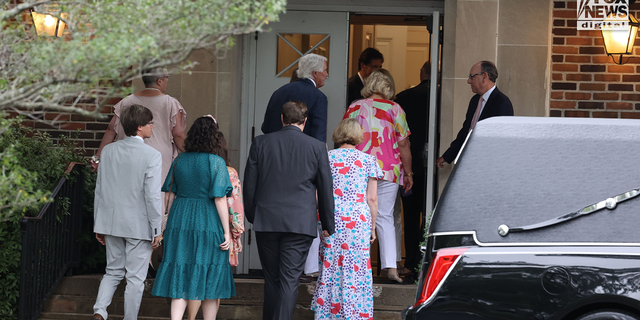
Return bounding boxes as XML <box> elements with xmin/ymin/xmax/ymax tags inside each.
<box><xmin>601</xmin><ymin>13</ymin><xmax>639</xmax><ymax>65</ymax></box>
<box><xmin>30</xmin><ymin>7</ymin><xmax>67</xmax><ymax>37</ymax></box>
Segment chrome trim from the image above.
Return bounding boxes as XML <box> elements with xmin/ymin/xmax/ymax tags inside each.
<box><xmin>465</xmin><ymin>251</ymin><xmax>640</xmax><ymax>256</ymax></box>
<box><xmin>429</xmin><ymin>231</ymin><xmax>640</xmax><ymax>247</ymax></box>
<box><xmin>498</xmin><ymin>188</ymin><xmax>640</xmax><ymax>236</ymax></box>
<box><xmin>453</xmin><ymin>130</ymin><xmax>472</xmax><ymax>165</ymax></box>
<box><xmin>497</xmin><ymin>224</ymin><xmax>509</xmax><ymax>237</ymax></box>
<box><xmin>414</xmin><ymin>254</ymin><xmax>464</xmax><ymax>311</ymax></box>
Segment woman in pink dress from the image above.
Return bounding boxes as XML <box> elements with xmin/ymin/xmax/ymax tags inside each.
<box><xmin>343</xmin><ymin>69</ymin><xmax>413</xmax><ymax>283</ymax></box>
<box><xmin>93</xmin><ymin>69</ymin><xmax>187</xmax><ymax>180</ymax></box>
<box><xmin>93</xmin><ymin>69</ymin><xmax>187</xmax><ymax>259</ymax></box>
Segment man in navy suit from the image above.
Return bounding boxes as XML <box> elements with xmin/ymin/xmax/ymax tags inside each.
<box><xmin>437</xmin><ymin>61</ymin><xmax>513</xmax><ymax>167</ymax></box>
<box><xmin>261</xmin><ymin>53</ymin><xmax>328</xmax><ymax>142</ymax></box>
<box><xmin>394</xmin><ymin>61</ymin><xmax>430</xmax><ymax>276</ymax></box>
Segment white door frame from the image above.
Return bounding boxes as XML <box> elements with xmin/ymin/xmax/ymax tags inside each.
<box><xmin>286</xmin><ymin>0</ymin><xmax>444</xmax><ymax>15</ymax></box>
<box><xmin>238</xmin><ymin>10</ymin><xmax>350</xmax><ymax>273</ymax></box>
<box><xmin>426</xmin><ymin>11</ymin><xmax>440</xmax><ymax>220</ymax></box>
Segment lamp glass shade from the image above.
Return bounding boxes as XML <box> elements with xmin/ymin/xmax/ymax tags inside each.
<box><xmin>602</xmin><ymin>13</ymin><xmax>639</xmax><ymax>55</ymax></box>
<box><xmin>30</xmin><ymin>11</ymin><xmax>67</xmax><ymax>37</ymax></box>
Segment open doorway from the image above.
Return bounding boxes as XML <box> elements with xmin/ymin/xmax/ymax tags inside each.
<box><xmin>239</xmin><ymin>9</ymin><xmax>442</xmax><ymax>276</ymax></box>
<box><xmin>348</xmin><ymin>14</ymin><xmax>436</xmax><ymax>280</ymax></box>
<box><xmin>349</xmin><ymin>15</ymin><xmax>432</xmax><ymax>93</ymax></box>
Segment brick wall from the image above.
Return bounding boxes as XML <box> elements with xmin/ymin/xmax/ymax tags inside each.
<box><xmin>552</xmin><ymin>1</ymin><xmax>640</xmax><ymax>118</ymax></box>
<box><xmin>12</xmin><ymin>100</ymin><xmax>119</xmax><ymax>157</ymax></box>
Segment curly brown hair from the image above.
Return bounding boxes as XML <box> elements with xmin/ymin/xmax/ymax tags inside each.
<box><xmin>184</xmin><ymin>116</ymin><xmax>223</xmax><ymax>155</ymax></box>
<box><xmin>214</xmin><ymin>131</ymin><xmax>230</xmax><ymax>165</ymax></box>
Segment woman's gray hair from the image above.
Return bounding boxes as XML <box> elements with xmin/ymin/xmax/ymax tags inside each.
<box><xmin>361</xmin><ymin>69</ymin><xmax>395</xmax><ymax>100</ymax></box>
<box><xmin>297</xmin><ymin>54</ymin><xmax>327</xmax><ymax>80</ymax></box>
<box><xmin>141</xmin><ymin>67</ymin><xmax>166</xmax><ymax>87</ymax></box>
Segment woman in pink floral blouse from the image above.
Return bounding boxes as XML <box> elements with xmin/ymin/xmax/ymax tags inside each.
<box><xmin>343</xmin><ymin>69</ymin><xmax>413</xmax><ymax>283</ymax></box>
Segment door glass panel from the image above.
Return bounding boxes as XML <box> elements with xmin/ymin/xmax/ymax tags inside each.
<box><xmin>276</xmin><ymin>33</ymin><xmax>330</xmax><ymax>78</ymax></box>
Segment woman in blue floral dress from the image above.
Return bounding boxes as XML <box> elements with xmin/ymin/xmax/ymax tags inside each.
<box><xmin>312</xmin><ymin>118</ymin><xmax>383</xmax><ymax>319</ymax></box>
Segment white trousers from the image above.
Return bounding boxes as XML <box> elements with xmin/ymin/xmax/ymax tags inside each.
<box><xmin>377</xmin><ymin>180</ymin><xmax>400</xmax><ymax>269</ymax></box>
<box><xmin>394</xmin><ymin>190</ymin><xmax>402</xmax><ymax>262</ymax></box>
<box><xmin>93</xmin><ymin>235</ymin><xmax>151</xmax><ymax>320</ymax></box>
<box><xmin>304</xmin><ymin>229</ymin><xmax>321</xmax><ymax>274</ymax></box>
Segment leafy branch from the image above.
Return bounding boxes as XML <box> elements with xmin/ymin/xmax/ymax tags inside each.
<box><xmin>0</xmin><ymin>0</ymin><xmax>286</xmax><ymax>123</ymax></box>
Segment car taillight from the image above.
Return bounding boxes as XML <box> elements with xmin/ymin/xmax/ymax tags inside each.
<box><xmin>413</xmin><ymin>247</ymin><xmax>469</xmax><ymax>308</ymax></box>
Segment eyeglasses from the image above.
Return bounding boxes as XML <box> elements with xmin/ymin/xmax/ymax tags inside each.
<box><xmin>147</xmin><ymin>121</ymin><xmax>154</xmax><ymax>125</ymax></box>
<box><xmin>468</xmin><ymin>72</ymin><xmax>484</xmax><ymax>79</ymax></box>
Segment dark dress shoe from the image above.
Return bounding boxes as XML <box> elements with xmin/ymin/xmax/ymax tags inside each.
<box><xmin>147</xmin><ymin>264</ymin><xmax>157</xmax><ymax>278</ymax></box>
<box><xmin>91</xmin><ymin>313</ymin><xmax>105</xmax><ymax>320</ymax></box>
<box><xmin>397</xmin><ymin>265</ymin><xmax>412</xmax><ymax>277</ymax></box>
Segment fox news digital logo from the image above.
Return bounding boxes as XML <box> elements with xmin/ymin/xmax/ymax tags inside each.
<box><xmin>577</xmin><ymin>0</ymin><xmax>629</xmax><ymax>30</ymax></box>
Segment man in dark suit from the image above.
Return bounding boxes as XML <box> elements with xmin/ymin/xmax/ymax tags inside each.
<box><xmin>244</xmin><ymin>100</ymin><xmax>335</xmax><ymax>320</ymax></box>
<box><xmin>347</xmin><ymin>48</ymin><xmax>384</xmax><ymax>107</ymax></box>
<box><xmin>394</xmin><ymin>61</ymin><xmax>430</xmax><ymax>276</ymax></box>
<box><xmin>437</xmin><ymin>61</ymin><xmax>513</xmax><ymax>167</ymax></box>
<box><xmin>261</xmin><ymin>53</ymin><xmax>328</xmax><ymax>142</ymax></box>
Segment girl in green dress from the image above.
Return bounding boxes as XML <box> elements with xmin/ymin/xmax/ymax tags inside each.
<box><xmin>152</xmin><ymin>115</ymin><xmax>235</xmax><ymax>320</ymax></box>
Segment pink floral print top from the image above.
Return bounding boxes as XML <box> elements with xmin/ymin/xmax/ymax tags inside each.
<box><xmin>343</xmin><ymin>98</ymin><xmax>411</xmax><ymax>185</ymax></box>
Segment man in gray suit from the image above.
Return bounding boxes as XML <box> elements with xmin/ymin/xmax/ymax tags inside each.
<box><xmin>91</xmin><ymin>104</ymin><xmax>163</xmax><ymax>320</ymax></box>
<box><xmin>244</xmin><ymin>100</ymin><xmax>335</xmax><ymax>320</ymax></box>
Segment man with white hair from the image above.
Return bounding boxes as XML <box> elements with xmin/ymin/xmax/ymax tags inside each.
<box><xmin>261</xmin><ymin>53</ymin><xmax>328</xmax><ymax>142</ymax></box>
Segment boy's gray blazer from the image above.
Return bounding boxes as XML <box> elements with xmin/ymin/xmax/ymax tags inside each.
<box><xmin>94</xmin><ymin>136</ymin><xmax>163</xmax><ymax>241</ymax></box>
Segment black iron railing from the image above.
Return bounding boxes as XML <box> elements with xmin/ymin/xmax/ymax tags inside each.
<box><xmin>18</xmin><ymin>163</ymin><xmax>84</xmax><ymax>320</ymax></box>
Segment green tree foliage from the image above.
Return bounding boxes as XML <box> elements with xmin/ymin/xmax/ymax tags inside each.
<box><xmin>0</xmin><ymin>114</ymin><xmax>85</xmax><ymax>319</ymax></box>
<box><xmin>1</xmin><ymin>0</ymin><xmax>285</xmax><ymax>119</ymax></box>
<box><xmin>0</xmin><ymin>116</ymin><xmax>50</xmax><ymax>221</ymax></box>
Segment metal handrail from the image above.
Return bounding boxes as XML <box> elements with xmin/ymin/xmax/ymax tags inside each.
<box><xmin>18</xmin><ymin>163</ymin><xmax>85</xmax><ymax>320</ymax></box>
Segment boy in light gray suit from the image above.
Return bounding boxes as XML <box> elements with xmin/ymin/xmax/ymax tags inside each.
<box><xmin>91</xmin><ymin>105</ymin><xmax>163</xmax><ymax>320</ymax></box>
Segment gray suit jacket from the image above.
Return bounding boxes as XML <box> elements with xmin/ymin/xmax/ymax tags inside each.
<box><xmin>94</xmin><ymin>136</ymin><xmax>163</xmax><ymax>241</ymax></box>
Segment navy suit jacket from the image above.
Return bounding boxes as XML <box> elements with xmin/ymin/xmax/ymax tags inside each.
<box><xmin>347</xmin><ymin>74</ymin><xmax>364</xmax><ymax>108</ymax></box>
<box><xmin>442</xmin><ymin>87</ymin><xmax>514</xmax><ymax>163</ymax></box>
<box><xmin>261</xmin><ymin>78</ymin><xmax>328</xmax><ymax>142</ymax></box>
<box><xmin>243</xmin><ymin>125</ymin><xmax>335</xmax><ymax>237</ymax></box>
<box><xmin>394</xmin><ymin>79</ymin><xmax>430</xmax><ymax>177</ymax></box>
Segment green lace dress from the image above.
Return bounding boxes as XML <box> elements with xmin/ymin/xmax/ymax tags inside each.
<box><xmin>152</xmin><ymin>152</ymin><xmax>236</xmax><ymax>300</ymax></box>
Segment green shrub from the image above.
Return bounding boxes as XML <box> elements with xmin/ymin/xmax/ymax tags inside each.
<box><xmin>75</xmin><ymin>167</ymin><xmax>106</xmax><ymax>275</ymax></box>
<box><xmin>0</xmin><ymin>114</ymin><xmax>85</xmax><ymax>320</ymax></box>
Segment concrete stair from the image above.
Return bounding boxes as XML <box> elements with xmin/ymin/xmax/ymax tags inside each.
<box><xmin>39</xmin><ymin>275</ymin><xmax>416</xmax><ymax>320</ymax></box>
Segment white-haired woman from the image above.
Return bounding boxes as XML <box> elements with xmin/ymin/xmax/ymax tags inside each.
<box><xmin>343</xmin><ymin>69</ymin><xmax>413</xmax><ymax>283</ymax></box>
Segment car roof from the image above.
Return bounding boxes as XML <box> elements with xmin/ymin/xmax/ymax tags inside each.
<box><xmin>431</xmin><ymin>116</ymin><xmax>640</xmax><ymax>244</ymax></box>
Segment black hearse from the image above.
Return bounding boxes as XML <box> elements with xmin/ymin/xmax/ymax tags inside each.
<box><xmin>403</xmin><ymin>117</ymin><xmax>640</xmax><ymax>320</ymax></box>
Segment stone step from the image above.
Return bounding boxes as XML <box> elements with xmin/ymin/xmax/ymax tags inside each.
<box><xmin>39</xmin><ymin>308</ymin><xmax>405</xmax><ymax>320</ymax></box>
<box><xmin>40</xmin><ymin>275</ymin><xmax>415</xmax><ymax>320</ymax></box>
